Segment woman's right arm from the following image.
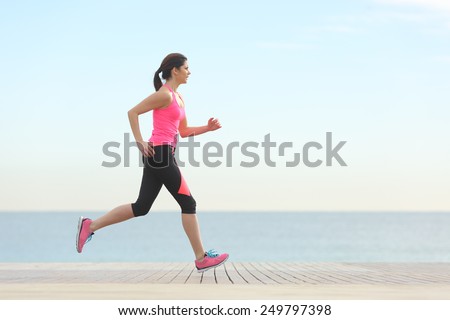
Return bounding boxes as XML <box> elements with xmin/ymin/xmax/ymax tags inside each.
<box><xmin>127</xmin><ymin>90</ymin><xmax>171</xmax><ymax>156</ymax></box>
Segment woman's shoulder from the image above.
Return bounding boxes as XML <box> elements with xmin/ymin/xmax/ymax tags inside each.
<box><xmin>150</xmin><ymin>86</ymin><xmax>173</xmax><ymax>109</ymax></box>
<box><xmin>155</xmin><ymin>86</ymin><xmax>173</xmax><ymax>101</ymax></box>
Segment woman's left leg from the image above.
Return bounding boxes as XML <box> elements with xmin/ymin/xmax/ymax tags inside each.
<box><xmin>156</xmin><ymin>162</ymin><xmax>205</xmax><ymax>259</ymax></box>
<box><xmin>156</xmin><ymin>146</ymin><xmax>228</xmax><ymax>271</ymax></box>
<box><xmin>181</xmin><ymin>213</ymin><xmax>206</xmax><ymax>260</ymax></box>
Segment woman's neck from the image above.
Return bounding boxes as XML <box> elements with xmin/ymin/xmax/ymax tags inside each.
<box><xmin>165</xmin><ymin>80</ymin><xmax>180</xmax><ymax>92</ymax></box>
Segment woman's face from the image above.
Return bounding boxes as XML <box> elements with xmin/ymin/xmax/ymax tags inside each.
<box><xmin>174</xmin><ymin>61</ymin><xmax>191</xmax><ymax>84</ymax></box>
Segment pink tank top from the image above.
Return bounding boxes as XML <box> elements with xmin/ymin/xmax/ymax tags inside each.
<box><xmin>149</xmin><ymin>84</ymin><xmax>186</xmax><ymax>147</ymax></box>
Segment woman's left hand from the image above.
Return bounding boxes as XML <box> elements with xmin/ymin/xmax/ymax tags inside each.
<box><xmin>207</xmin><ymin>117</ymin><xmax>222</xmax><ymax>131</ymax></box>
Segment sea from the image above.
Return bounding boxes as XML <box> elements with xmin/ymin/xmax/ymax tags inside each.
<box><xmin>1</xmin><ymin>211</ymin><xmax>450</xmax><ymax>263</ymax></box>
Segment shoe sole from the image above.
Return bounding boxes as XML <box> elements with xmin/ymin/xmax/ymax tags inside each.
<box><xmin>75</xmin><ymin>216</ymin><xmax>84</xmax><ymax>253</ymax></box>
<box><xmin>196</xmin><ymin>255</ymin><xmax>229</xmax><ymax>273</ymax></box>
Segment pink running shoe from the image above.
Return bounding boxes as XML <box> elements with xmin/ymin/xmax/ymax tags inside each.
<box><xmin>195</xmin><ymin>249</ymin><xmax>229</xmax><ymax>272</ymax></box>
<box><xmin>76</xmin><ymin>216</ymin><xmax>94</xmax><ymax>253</ymax></box>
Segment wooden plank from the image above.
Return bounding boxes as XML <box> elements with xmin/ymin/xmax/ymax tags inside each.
<box><xmin>292</xmin><ymin>262</ymin><xmax>394</xmax><ymax>285</ymax></box>
<box><xmin>121</xmin><ymin>270</ymin><xmax>158</xmax><ymax>284</ymax></box>
<box><xmin>342</xmin><ymin>263</ymin><xmax>417</xmax><ymax>285</ymax></box>
<box><xmin>264</xmin><ymin>262</ymin><xmax>310</xmax><ymax>284</ymax></box>
<box><xmin>156</xmin><ymin>263</ymin><xmax>190</xmax><ymax>284</ymax></box>
<box><xmin>242</xmin><ymin>262</ymin><xmax>279</xmax><ymax>285</ymax></box>
<box><xmin>200</xmin><ymin>269</ymin><xmax>216</xmax><ymax>284</ymax></box>
<box><xmin>214</xmin><ymin>264</ymin><xmax>233</xmax><ymax>284</ymax></box>
<box><xmin>185</xmin><ymin>267</ymin><xmax>202</xmax><ymax>284</ymax></box>
<box><xmin>170</xmin><ymin>264</ymin><xmax>195</xmax><ymax>284</ymax></box>
<box><xmin>251</xmin><ymin>262</ymin><xmax>294</xmax><ymax>284</ymax></box>
<box><xmin>140</xmin><ymin>263</ymin><xmax>179</xmax><ymax>283</ymax></box>
<box><xmin>232</xmin><ymin>262</ymin><xmax>264</xmax><ymax>284</ymax></box>
<box><xmin>361</xmin><ymin>263</ymin><xmax>450</xmax><ymax>284</ymax></box>
<box><xmin>2</xmin><ymin>263</ymin><xmax>450</xmax><ymax>287</ymax></box>
<box><xmin>278</xmin><ymin>263</ymin><xmax>332</xmax><ymax>284</ymax></box>
<box><xmin>223</xmin><ymin>263</ymin><xmax>248</xmax><ymax>284</ymax></box>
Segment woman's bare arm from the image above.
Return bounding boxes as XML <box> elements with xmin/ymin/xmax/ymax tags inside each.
<box><xmin>127</xmin><ymin>90</ymin><xmax>171</xmax><ymax>155</ymax></box>
<box><xmin>178</xmin><ymin>116</ymin><xmax>222</xmax><ymax>138</ymax></box>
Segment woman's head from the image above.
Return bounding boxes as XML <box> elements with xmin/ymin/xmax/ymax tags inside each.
<box><xmin>153</xmin><ymin>53</ymin><xmax>189</xmax><ymax>91</ymax></box>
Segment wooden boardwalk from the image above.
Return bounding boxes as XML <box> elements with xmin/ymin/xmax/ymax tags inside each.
<box><xmin>1</xmin><ymin>262</ymin><xmax>450</xmax><ymax>299</ymax></box>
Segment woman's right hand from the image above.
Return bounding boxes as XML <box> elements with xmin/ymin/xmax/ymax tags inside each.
<box><xmin>137</xmin><ymin>140</ymin><xmax>154</xmax><ymax>157</ymax></box>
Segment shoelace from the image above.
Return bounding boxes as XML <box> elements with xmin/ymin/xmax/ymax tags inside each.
<box><xmin>205</xmin><ymin>249</ymin><xmax>219</xmax><ymax>258</ymax></box>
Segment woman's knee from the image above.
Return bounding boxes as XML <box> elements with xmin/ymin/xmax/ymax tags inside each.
<box><xmin>131</xmin><ymin>201</ymin><xmax>152</xmax><ymax>217</ymax></box>
<box><xmin>180</xmin><ymin>197</ymin><xmax>196</xmax><ymax>214</ymax></box>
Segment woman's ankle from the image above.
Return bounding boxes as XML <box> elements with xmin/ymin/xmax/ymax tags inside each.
<box><xmin>196</xmin><ymin>252</ymin><xmax>205</xmax><ymax>261</ymax></box>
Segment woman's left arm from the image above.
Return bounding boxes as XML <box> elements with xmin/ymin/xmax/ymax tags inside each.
<box><xmin>178</xmin><ymin>116</ymin><xmax>222</xmax><ymax>138</ymax></box>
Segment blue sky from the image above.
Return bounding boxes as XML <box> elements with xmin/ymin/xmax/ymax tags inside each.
<box><xmin>0</xmin><ymin>0</ymin><xmax>449</xmax><ymax>212</ymax></box>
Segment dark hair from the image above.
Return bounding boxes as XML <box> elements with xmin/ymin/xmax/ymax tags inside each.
<box><xmin>153</xmin><ymin>53</ymin><xmax>188</xmax><ymax>91</ymax></box>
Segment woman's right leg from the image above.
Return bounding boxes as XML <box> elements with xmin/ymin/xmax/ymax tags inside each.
<box><xmin>77</xmin><ymin>156</ymin><xmax>162</xmax><ymax>253</ymax></box>
<box><xmin>90</xmin><ymin>162</ymin><xmax>163</xmax><ymax>232</ymax></box>
<box><xmin>89</xmin><ymin>203</ymin><xmax>135</xmax><ymax>232</ymax></box>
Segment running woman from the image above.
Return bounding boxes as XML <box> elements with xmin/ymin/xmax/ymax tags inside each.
<box><xmin>76</xmin><ymin>53</ymin><xmax>229</xmax><ymax>272</ymax></box>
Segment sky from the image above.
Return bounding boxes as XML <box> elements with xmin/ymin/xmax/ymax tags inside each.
<box><xmin>0</xmin><ymin>0</ymin><xmax>449</xmax><ymax>212</ymax></box>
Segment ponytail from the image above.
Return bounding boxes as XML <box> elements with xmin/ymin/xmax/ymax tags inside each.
<box><xmin>153</xmin><ymin>68</ymin><xmax>163</xmax><ymax>91</ymax></box>
<box><xmin>153</xmin><ymin>53</ymin><xmax>187</xmax><ymax>91</ymax></box>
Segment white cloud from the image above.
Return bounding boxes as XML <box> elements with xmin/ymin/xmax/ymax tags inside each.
<box><xmin>255</xmin><ymin>41</ymin><xmax>315</xmax><ymax>51</ymax></box>
<box><xmin>373</xmin><ymin>0</ymin><xmax>450</xmax><ymax>31</ymax></box>
<box><xmin>434</xmin><ymin>55</ymin><xmax>450</xmax><ymax>62</ymax></box>
<box><xmin>302</xmin><ymin>25</ymin><xmax>362</xmax><ymax>34</ymax></box>
<box><xmin>376</xmin><ymin>0</ymin><xmax>450</xmax><ymax>14</ymax></box>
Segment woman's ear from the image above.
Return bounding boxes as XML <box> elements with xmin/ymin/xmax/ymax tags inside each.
<box><xmin>171</xmin><ymin>66</ymin><xmax>178</xmax><ymax>77</ymax></box>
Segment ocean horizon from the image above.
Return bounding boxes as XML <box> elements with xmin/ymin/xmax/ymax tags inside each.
<box><xmin>1</xmin><ymin>211</ymin><xmax>450</xmax><ymax>263</ymax></box>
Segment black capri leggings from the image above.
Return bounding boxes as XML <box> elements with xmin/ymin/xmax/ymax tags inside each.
<box><xmin>131</xmin><ymin>145</ymin><xmax>196</xmax><ymax>216</ymax></box>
